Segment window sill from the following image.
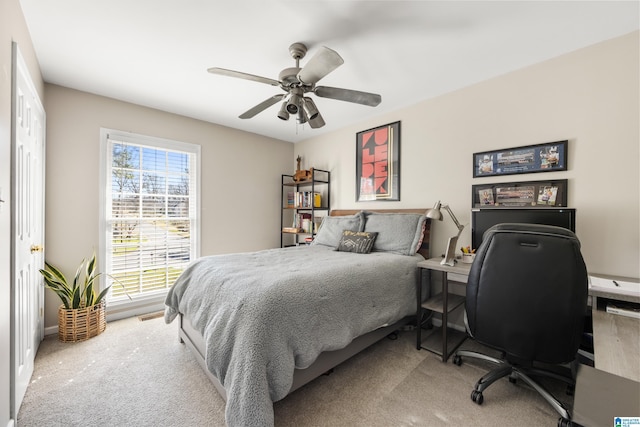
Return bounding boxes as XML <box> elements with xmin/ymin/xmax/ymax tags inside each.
<box><xmin>106</xmin><ymin>293</ymin><xmax>167</xmax><ymax>322</ymax></box>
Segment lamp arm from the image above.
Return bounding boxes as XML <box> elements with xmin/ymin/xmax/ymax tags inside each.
<box><xmin>443</xmin><ymin>205</ymin><xmax>464</xmax><ymax>232</ymax></box>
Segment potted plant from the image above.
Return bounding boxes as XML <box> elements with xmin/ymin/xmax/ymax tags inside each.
<box><xmin>39</xmin><ymin>251</ymin><xmax>121</xmax><ymax>342</ymax></box>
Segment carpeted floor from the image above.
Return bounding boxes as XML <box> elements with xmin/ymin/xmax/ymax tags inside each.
<box><xmin>18</xmin><ymin>316</ymin><xmax>572</xmax><ymax>426</ymax></box>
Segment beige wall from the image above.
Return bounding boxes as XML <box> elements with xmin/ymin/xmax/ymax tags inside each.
<box><xmin>43</xmin><ymin>84</ymin><xmax>294</xmax><ymax>328</ymax></box>
<box><xmin>1</xmin><ymin>0</ymin><xmax>45</xmax><ymax>424</ymax></box>
<box><xmin>296</xmin><ymin>31</ymin><xmax>640</xmax><ymax>279</ymax></box>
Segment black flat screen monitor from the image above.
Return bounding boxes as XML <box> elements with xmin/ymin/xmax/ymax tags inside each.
<box><xmin>471</xmin><ymin>208</ymin><xmax>576</xmax><ymax>249</ymax></box>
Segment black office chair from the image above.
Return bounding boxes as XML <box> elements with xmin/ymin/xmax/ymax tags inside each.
<box><xmin>453</xmin><ymin>223</ymin><xmax>588</xmax><ymax>427</ymax></box>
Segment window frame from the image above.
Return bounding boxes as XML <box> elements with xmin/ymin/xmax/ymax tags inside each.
<box><xmin>99</xmin><ymin>128</ymin><xmax>201</xmax><ymax>312</ymax></box>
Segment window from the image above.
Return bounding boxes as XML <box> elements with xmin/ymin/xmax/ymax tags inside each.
<box><xmin>100</xmin><ymin>129</ymin><xmax>200</xmax><ymax>303</ymax></box>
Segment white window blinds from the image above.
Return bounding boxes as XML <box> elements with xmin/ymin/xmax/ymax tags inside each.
<box><xmin>102</xmin><ymin>131</ymin><xmax>199</xmax><ymax>301</ymax></box>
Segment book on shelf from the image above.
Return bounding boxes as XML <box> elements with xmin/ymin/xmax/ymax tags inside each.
<box><xmin>292</xmin><ymin>191</ymin><xmax>321</xmax><ymax>208</ymax></box>
<box><xmin>291</xmin><ymin>212</ymin><xmax>313</xmax><ymax>233</ymax></box>
<box><xmin>282</xmin><ymin>227</ymin><xmax>301</xmax><ymax>233</ymax></box>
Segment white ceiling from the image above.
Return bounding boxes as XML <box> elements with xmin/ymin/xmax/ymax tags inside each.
<box><xmin>19</xmin><ymin>1</ymin><xmax>639</xmax><ymax>143</ymax></box>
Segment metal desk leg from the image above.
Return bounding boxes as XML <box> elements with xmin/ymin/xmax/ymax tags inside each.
<box><xmin>416</xmin><ymin>268</ymin><xmax>422</xmax><ymax>349</ymax></box>
<box><xmin>441</xmin><ymin>271</ymin><xmax>448</xmax><ymax>362</ymax></box>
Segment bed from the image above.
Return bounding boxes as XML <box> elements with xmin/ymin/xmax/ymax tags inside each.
<box><xmin>164</xmin><ymin>209</ymin><xmax>432</xmax><ymax>426</ymax></box>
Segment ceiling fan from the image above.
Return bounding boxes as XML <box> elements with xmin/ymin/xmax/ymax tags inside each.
<box><xmin>207</xmin><ymin>42</ymin><xmax>382</xmax><ymax>128</ymax></box>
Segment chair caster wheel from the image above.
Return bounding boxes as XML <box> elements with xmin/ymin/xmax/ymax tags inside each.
<box><xmin>471</xmin><ymin>390</ymin><xmax>484</xmax><ymax>405</ymax></box>
<box><xmin>557</xmin><ymin>416</ymin><xmax>573</xmax><ymax>427</ymax></box>
<box><xmin>453</xmin><ymin>355</ymin><xmax>462</xmax><ymax>366</ymax></box>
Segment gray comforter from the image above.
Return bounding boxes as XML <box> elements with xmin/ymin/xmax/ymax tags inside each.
<box><xmin>164</xmin><ymin>245</ymin><xmax>421</xmax><ymax>426</ymax></box>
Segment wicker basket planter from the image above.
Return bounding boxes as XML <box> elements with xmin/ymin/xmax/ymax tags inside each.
<box><xmin>58</xmin><ymin>301</ymin><xmax>106</xmax><ymax>342</ymax></box>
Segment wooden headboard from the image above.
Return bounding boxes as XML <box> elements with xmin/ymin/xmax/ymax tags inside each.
<box><xmin>330</xmin><ymin>209</ymin><xmax>432</xmax><ymax>259</ymax></box>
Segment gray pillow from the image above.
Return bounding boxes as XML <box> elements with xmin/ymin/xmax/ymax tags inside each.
<box><xmin>311</xmin><ymin>212</ymin><xmax>365</xmax><ymax>248</ymax></box>
<box><xmin>362</xmin><ymin>212</ymin><xmax>426</xmax><ymax>255</ymax></box>
<box><xmin>336</xmin><ymin>231</ymin><xmax>378</xmax><ymax>254</ymax></box>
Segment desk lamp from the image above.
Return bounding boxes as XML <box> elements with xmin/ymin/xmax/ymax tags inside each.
<box><xmin>427</xmin><ymin>201</ymin><xmax>464</xmax><ymax>266</ymax></box>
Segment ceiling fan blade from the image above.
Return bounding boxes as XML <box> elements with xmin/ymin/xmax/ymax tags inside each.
<box><xmin>314</xmin><ymin>86</ymin><xmax>381</xmax><ymax>107</ymax></box>
<box><xmin>239</xmin><ymin>94</ymin><xmax>285</xmax><ymax>119</ymax></box>
<box><xmin>208</xmin><ymin>67</ymin><xmax>280</xmax><ymax>87</ymax></box>
<box><xmin>308</xmin><ymin>111</ymin><xmax>326</xmax><ymax>129</ymax></box>
<box><xmin>297</xmin><ymin>46</ymin><xmax>344</xmax><ymax>85</ymax></box>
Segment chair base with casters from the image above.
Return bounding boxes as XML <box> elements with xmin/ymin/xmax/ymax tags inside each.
<box><xmin>453</xmin><ymin>349</ymin><xmax>578</xmax><ymax>427</ymax></box>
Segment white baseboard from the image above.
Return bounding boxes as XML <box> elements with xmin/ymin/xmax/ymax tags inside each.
<box><xmin>43</xmin><ymin>325</ymin><xmax>57</xmax><ymax>336</ymax></box>
<box><xmin>106</xmin><ymin>301</ymin><xmax>165</xmax><ymax>323</ymax></box>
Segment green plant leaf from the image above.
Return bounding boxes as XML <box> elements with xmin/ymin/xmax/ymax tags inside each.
<box><xmin>44</xmin><ymin>262</ymin><xmax>67</xmax><ymax>284</ymax></box>
<box><xmin>72</xmin><ymin>259</ymin><xmax>85</xmax><ymax>291</ymax></box>
<box><xmin>84</xmin><ymin>281</ymin><xmax>94</xmax><ymax>307</ymax></box>
<box><xmin>39</xmin><ymin>268</ymin><xmax>73</xmax><ymax>308</ymax></box>
<box><xmin>71</xmin><ymin>286</ymin><xmax>81</xmax><ymax>309</ymax></box>
<box><xmin>40</xmin><ymin>251</ymin><xmax>131</xmax><ymax>309</ymax></box>
<box><xmin>86</xmin><ymin>252</ymin><xmax>97</xmax><ymax>281</ymax></box>
<box><xmin>95</xmin><ymin>286</ymin><xmax>111</xmax><ymax>305</ymax></box>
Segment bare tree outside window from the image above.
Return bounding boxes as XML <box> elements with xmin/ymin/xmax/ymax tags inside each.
<box><xmin>104</xmin><ymin>136</ymin><xmax>197</xmax><ymax>300</ymax></box>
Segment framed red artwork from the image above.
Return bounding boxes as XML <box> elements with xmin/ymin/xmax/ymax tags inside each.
<box><xmin>356</xmin><ymin>121</ymin><xmax>400</xmax><ymax>202</ymax></box>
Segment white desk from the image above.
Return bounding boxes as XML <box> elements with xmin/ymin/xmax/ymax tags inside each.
<box><xmin>588</xmin><ymin>274</ymin><xmax>640</xmax><ymax>382</ymax></box>
<box><xmin>591</xmin><ymin>309</ymin><xmax>640</xmax><ymax>382</ymax></box>
<box><xmin>573</xmin><ymin>280</ymin><xmax>640</xmax><ymax>426</ymax></box>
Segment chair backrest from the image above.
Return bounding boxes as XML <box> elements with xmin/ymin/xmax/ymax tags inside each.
<box><xmin>465</xmin><ymin>223</ymin><xmax>588</xmax><ymax>364</ymax></box>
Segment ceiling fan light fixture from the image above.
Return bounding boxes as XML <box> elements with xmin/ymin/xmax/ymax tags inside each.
<box><xmin>297</xmin><ymin>109</ymin><xmax>307</xmax><ymax>124</ymax></box>
<box><xmin>302</xmin><ymin>97</ymin><xmax>319</xmax><ymax>120</ymax></box>
<box><xmin>277</xmin><ymin>101</ymin><xmax>290</xmax><ymax>120</ymax></box>
<box><xmin>286</xmin><ymin>92</ymin><xmax>301</xmax><ymax>114</ymax></box>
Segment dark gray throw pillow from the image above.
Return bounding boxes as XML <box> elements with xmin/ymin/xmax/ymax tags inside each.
<box><xmin>336</xmin><ymin>230</ymin><xmax>378</xmax><ymax>254</ymax></box>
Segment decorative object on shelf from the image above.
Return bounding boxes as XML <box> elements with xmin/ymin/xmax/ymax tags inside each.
<box><xmin>473</xmin><ymin>140</ymin><xmax>567</xmax><ymax>178</ymax></box>
<box><xmin>427</xmin><ymin>201</ymin><xmax>464</xmax><ymax>267</ymax></box>
<box><xmin>356</xmin><ymin>121</ymin><xmax>400</xmax><ymax>202</ymax></box>
<box><xmin>471</xmin><ymin>179</ymin><xmax>568</xmax><ymax>208</ymax></box>
<box><xmin>39</xmin><ymin>251</ymin><xmax>128</xmax><ymax>342</ymax></box>
<box><xmin>293</xmin><ymin>155</ymin><xmax>312</xmax><ymax>182</ymax></box>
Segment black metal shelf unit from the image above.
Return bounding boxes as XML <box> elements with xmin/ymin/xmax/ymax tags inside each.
<box><xmin>280</xmin><ymin>168</ymin><xmax>330</xmax><ymax>248</ymax></box>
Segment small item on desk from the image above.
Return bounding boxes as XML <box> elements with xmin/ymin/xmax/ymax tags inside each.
<box><xmin>460</xmin><ymin>246</ymin><xmax>476</xmax><ymax>264</ymax></box>
<box><xmin>606</xmin><ymin>302</ymin><xmax>640</xmax><ymax>319</ymax></box>
<box><xmin>613</xmin><ymin>280</ymin><xmax>620</xmax><ymax>287</ymax></box>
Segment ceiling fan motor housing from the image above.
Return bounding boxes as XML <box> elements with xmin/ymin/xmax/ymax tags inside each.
<box><xmin>279</xmin><ymin>67</ymin><xmax>303</xmax><ymax>88</ymax></box>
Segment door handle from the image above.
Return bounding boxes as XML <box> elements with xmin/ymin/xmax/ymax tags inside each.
<box><xmin>30</xmin><ymin>244</ymin><xmax>43</xmax><ymax>253</ymax></box>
